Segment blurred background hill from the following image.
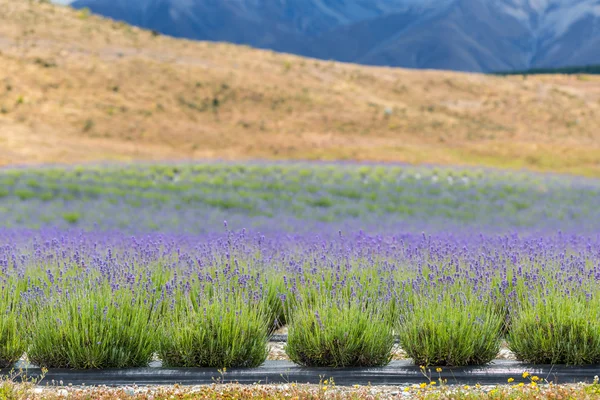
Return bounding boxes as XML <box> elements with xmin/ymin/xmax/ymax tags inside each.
<box><xmin>1</xmin><ymin>0</ymin><xmax>599</xmax><ymax>176</ymax></box>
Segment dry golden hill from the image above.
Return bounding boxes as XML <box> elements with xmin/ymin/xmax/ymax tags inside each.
<box><xmin>1</xmin><ymin>0</ymin><xmax>600</xmax><ymax>175</ymax></box>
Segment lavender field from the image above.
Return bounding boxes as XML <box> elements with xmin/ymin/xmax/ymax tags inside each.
<box><xmin>1</xmin><ymin>163</ymin><xmax>600</xmax><ymax>369</ymax></box>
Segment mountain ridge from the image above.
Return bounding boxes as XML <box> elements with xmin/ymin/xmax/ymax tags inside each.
<box><xmin>67</xmin><ymin>0</ymin><xmax>600</xmax><ymax>72</ymax></box>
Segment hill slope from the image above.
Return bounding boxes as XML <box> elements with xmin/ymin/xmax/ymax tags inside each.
<box><xmin>1</xmin><ymin>0</ymin><xmax>600</xmax><ymax>176</ymax></box>
<box><xmin>69</xmin><ymin>0</ymin><xmax>600</xmax><ymax>72</ymax></box>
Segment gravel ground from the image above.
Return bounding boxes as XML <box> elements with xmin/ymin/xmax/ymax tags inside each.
<box><xmin>29</xmin><ymin>384</ymin><xmax>412</xmax><ymax>398</ymax></box>
<box><xmin>21</xmin><ymin>381</ymin><xmax>597</xmax><ymax>400</ymax></box>
<box><xmin>267</xmin><ymin>342</ymin><xmax>412</xmax><ymax>361</ymax></box>
<box><xmin>268</xmin><ymin>328</ymin><xmax>517</xmax><ymax>361</ymax></box>
<box><xmin>267</xmin><ymin>343</ymin><xmax>516</xmax><ymax>361</ymax></box>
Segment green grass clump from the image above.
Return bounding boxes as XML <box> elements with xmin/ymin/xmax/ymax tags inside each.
<box><xmin>508</xmin><ymin>294</ymin><xmax>600</xmax><ymax>365</ymax></box>
<box><xmin>0</xmin><ymin>282</ymin><xmax>26</xmax><ymax>369</ymax></box>
<box><xmin>27</xmin><ymin>284</ymin><xmax>157</xmax><ymax>369</ymax></box>
<box><xmin>158</xmin><ymin>293</ymin><xmax>269</xmax><ymax>368</ymax></box>
<box><xmin>398</xmin><ymin>293</ymin><xmax>503</xmax><ymax>366</ymax></box>
<box><xmin>62</xmin><ymin>212</ymin><xmax>81</xmax><ymax>224</ymax></box>
<box><xmin>286</xmin><ymin>299</ymin><xmax>394</xmax><ymax>367</ymax></box>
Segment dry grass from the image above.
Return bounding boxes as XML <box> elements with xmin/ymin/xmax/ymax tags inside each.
<box><xmin>1</xmin><ymin>0</ymin><xmax>600</xmax><ymax>175</ymax></box>
<box><xmin>4</xmin><ymin>381</ymin><xmax>600</xmax><ymax>400</ymax></box>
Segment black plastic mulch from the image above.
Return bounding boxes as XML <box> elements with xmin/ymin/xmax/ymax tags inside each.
<box><xmin>7</xmin><ymin>360</ymin><xmax>600</xmax><ymax>387</ymax></box>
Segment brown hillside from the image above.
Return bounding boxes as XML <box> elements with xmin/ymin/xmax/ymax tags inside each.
<box><xmin>1</xmin><ymin>0</ymin><xmax>600</xmax><ymax>175</ymax></box>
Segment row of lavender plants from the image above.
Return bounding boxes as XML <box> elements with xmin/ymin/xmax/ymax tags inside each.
<box><xmin>2</xmin><ymin>228</ymin><xmax>600</xmax><ymax>369</ymax></box>
<box><xmin>3</xmin><ymin>163</ymin><xmax>600</xmax><ymax>233</ymax></box>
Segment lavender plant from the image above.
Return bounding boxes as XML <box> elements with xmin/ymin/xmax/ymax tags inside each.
<box><xmin>508</xmin><ymin>293</ymin><xmax>600</xmax><ymax>365</ymax></box>
<box><xmin>397</xmin><ymin>291</ymin><xmax>503</xmax><ymax>366</ymax></box>
<box><xmin>286</xmin><ymin>295</ymin><xmax>394</xmax><ymax>367</ymax></box>
<box><xmin>158</xmin><ymin>292</ymin><xmax>269</xmax><ymax>368</ymax></box>
<box><xmin>26</xmin><ymin>281</ymin><xmax>157</xmax><ymax>369</ymax></box>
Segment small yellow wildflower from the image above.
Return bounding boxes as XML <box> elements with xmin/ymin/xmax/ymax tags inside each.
<box><xmin>531</xmin><ymin>376</ymin><xmax>540</xmax><ymax>382</ymax></box>
<box><xmin>518</xmin><ymin>383</ymin><xmax>525</xmax><ymax>387</ymax></box>
<box><xmin>508</xmin><ymin>378</ymin><xmax>514</xmax><ymax>383</ymax></box>
<box><xmin>403</xmin><ymin>387</ymin><xmax>410</xmax><ymax>392</ymax></box>
<box><xmin>436</xmin><ymin>368</ymin><xmax>442</xmax><ymax>373</ymax></box>
<box><xmin>323</xmin><ymin>380</ymin><xmax>328</xmax><ymax>385</ymax></box>
<box><xmin>531</xmin><ymin>382</ymin><xmax>538</xmax><ymax>388</ymax></box>
<box><xmin>353</xmin><ymin>385</ymin><xmax>360</xmax><ymax>388</ymax></box>
<box><xmin>430</xmin><ymin>381</ymin><xmax>436</xmax><ymax>385</ymax></box>
<box><xmin>522</xmin><ymin>372</ymin><xmax>530</xmax><ymax>378</ymax></box>
<box><xmin>420</xmin><ymin>383</ymin><xmax>427</xmax><ymax>389</ymax></box>
<box><xmin>463</xmin><ymin>385</ymin><xmax>470</xmax><ymax>390</ymax></box>
<box><xmin>322</xmin><ymin>386</ymin><xmax>328</xmax><ymax>391</ymax></box>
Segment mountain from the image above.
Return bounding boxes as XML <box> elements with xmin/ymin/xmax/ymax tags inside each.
<box><xmin>68</xmin><ymin>0</ymin><xmax>600</xmax><ymax>72</ymax></box>
<box><xmin>66</xmin><ymin>0</ymin><xmax>419</xmax><ymax>54</ymax></box>
<box><xmin>306</xmin><ymin>0</ymin><xmax>535</xmax><ymax>72</ymax></box>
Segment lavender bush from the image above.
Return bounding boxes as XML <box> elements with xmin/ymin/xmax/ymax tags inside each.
<box><xmin>159</xmin><ymin>293</ymin><xmax>269</xmax><ymax>368</ymax></box>
<box><xmin>508</xmin><ymin>292</ymin><xmax>600</xmax><ymax>365</ymax></box>
<box><xmin>286</xmin><ymin>298</ymin><xmax>394</xmax><ymax>367</ymax></box>
<box><xmin>397</xmin><ymin>291</ymin><xmax>503</xmax><ymax>366</ymax></box>
<box><xmin>25</xmin><ymin>280</ymin><xmax>158</xmax><ymax>369</ymax></box>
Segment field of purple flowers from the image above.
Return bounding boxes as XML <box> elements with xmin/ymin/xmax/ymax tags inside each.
<box><xmin>2</xmin><ymin>163</ymin><xmax>600</xmax><ymax>233</ymax></box>
<box><xmin>1</xmin><ymin>163</ymin><xmax>600</xmax><ymax>370</ymax></box>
